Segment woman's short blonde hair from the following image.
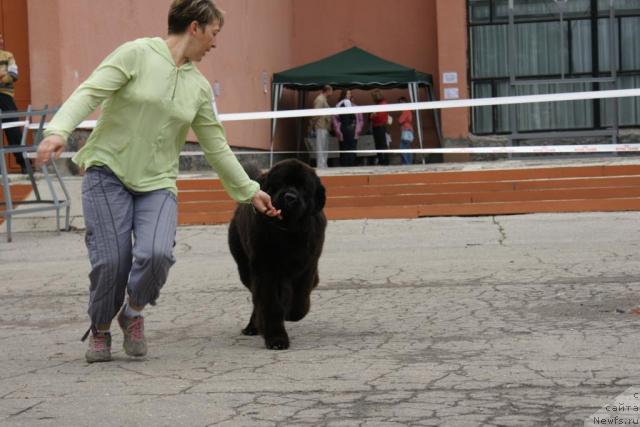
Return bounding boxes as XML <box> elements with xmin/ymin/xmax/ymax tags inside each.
<box><xmin>168</xmin><ymin>0</ymin><xmax>224</xmax><ymax>34</ymax></box>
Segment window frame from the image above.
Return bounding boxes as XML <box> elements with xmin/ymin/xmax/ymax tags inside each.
<box><xmin>468</xmin><ymin>0</ymin><xmax>640</xmax><ymax>135</ymax></box>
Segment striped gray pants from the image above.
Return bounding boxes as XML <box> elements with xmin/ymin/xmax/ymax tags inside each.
<box><xmin>82</xmin><ymin>166</ymin><xmax>177</xmax><ymax>325</ymax></box>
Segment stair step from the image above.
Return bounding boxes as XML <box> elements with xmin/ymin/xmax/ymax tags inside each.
<box><xmin>365</xmin><ymin>165</ymin><xmax>640</xmax><ymax>185</ymax></box>
<box><xmin>179</xmin><ymin>210</ymin><xmax>234</xmax><ymax>225</ymax></box>
<box><xmin>178</xmin><ymin>186</ymin><xmax>640</xmax><ymax>211</ymax></box>
<box><xmin>0</xmin><ymin>184</ymin><xmax>31</xmax><ymax>203</ymax></box>
<box><xmin>179</xmin><ymin>188</ymin><xmax>640</xmax><ymax>214</ymax></box>
<box><xmin>514</xmin><ymin>176</ymin><xmax>640</xmax><ymax>191</ymax></box>
<box><xmin>178</xmin><ymin>176</ymin><xmax>640</xmax><ymax>203</ymax></box>
<box><xmin>327</xmin><ymin>176</ymin><xmax>640</xmax><ymax>197</ymax></box>
<box><xmin>177</xmin><ymin>180</ymin><xmax>224</xmax><ymax>191</ymax></box>
<box><xmin>174</xmin><ymin>164</ymin><xmax>640</xmax><ymax>225</ymax></box>
<box><xmin>416</xmin><ymin>198</ymin><xmax>640</xmax><ymax>217</ymax></box>
<box><xmin>327</xmin><ymin>187</ymin><xmax>640</xmax><ymax>207</ymax></box>
<box><xmin>179</xmin><ymin>200</ymin><xmax>236</xmax><ymax>212</ymax></box>
<box><xmin>178</xmin><ymin>190</ymin><xmax>229</xmax><ymax>203</ymax></box>
<box><xmin>0</xmin><ymin>184</ymin><xmax>34</xmax><ymax>225</ymax></box>
<box><xmin>325</xmin><ymin>198</ymin><xmax>640</xmax><ymax>220</ymax></box>
<box><xmin>178</xmin><ymin>197</ymin><xmax>640</xmax><ymax>225</ymax></box>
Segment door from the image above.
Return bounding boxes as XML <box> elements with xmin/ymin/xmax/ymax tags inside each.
<box><xmin>0</xmin><ymin>0</ymin><xmax>30</xmax><ymax>172</ymax></box>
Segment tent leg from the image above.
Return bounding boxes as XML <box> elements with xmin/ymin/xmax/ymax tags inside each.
<box><xmin>410</xmin><ymin>83</ymin><xmax>426</xmax><ymax>165</ymax></box>
<box><xmin>299</xmin><ymin>91</ymin><xmax>307</xmax><ymax>159</ymax></box>
<box><xmin>295</xmin><ymin>90</ymin><xmax>304</xmax><ymax>159</ymax></box>
<box><xmin>427</xmin><ymin>84</ymin><xmax>443</xmax><ymax>148</ymax></box>
<box><xmin>270</xmin><ymin>84</ymin><xmax>281</xmax><ymax>167</ymax></box>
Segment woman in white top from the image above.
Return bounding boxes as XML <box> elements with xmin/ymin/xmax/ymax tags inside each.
<box><xmin>331</xmin><ymin>89</ymin><xmax>363</xmax><ymax>167</ymax></box>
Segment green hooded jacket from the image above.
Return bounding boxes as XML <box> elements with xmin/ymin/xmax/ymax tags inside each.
<box><xmin>44</xmin><ymin>37</ymin><xmax>258</xmax><ymax>201</ymax></box>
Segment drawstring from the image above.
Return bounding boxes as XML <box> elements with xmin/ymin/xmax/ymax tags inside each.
<box><xmin>81</xmin><ymin>324</ymin><xmax>97</xmax><ymax>342</ymax></box>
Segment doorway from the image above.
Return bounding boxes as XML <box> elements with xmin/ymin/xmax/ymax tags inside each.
<box><xmin>0</xmin><ymin>0</ymin><xmax>30</xmax><ymax>172</ymax></box>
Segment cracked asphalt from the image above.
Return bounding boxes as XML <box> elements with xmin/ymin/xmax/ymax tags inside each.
<box><xmin>1</xmin><ymin>212</ymin><xmax>640</xmax><ymax>426</ymax></box>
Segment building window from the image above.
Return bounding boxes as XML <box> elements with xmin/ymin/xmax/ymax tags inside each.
<box><xmin>468</xmin><ymin>0</ymin><xmax>640</xmax><ymax>135</ymax></box>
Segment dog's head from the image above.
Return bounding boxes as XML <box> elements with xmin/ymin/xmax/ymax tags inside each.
<box><xmin>257</xmin><ymin>159</ymin><xmax>326</xmax><ymax>224</ymax></box>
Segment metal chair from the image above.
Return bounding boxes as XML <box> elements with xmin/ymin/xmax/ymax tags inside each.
<box><xmin>0</xmin><ymin>106</ymin><xmax>70</xmax><ymax>242</ymax></box>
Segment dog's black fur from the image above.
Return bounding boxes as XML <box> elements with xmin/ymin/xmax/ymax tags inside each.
<box><xmin>228</xmin><ymin>159</ymin><xmax>327</xmax><ymax>350</ymax></box>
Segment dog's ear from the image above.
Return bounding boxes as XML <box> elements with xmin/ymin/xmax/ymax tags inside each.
<box><xmin>314</xmin><ymin>176</ymin><xmax>326</xmax><ymax>213</ymax></box>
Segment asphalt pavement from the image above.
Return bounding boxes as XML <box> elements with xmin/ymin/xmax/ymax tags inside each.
<box><xmin>2</xmin><ymin>211</ymin><xmax>640</xmax><ymax>426</ymax></box>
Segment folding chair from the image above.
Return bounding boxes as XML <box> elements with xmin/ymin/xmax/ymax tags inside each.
<box><xmin>0</xmin><ymin>106</ymin><xmax>70</xmax><ymax>242</ymax></box>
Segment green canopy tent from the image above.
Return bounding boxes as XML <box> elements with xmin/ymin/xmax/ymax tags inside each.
<box><xmin>270</xmin><ymin>46</ymin><xmax>442</xmax><ymax>165</ymax></box>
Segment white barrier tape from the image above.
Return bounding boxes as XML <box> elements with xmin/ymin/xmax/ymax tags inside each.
<box><xmin>17</xmin><ymin>88</ymin><xmax>640</xmax><ymax>130</ymax></box>
<box><xmin>25</xmin><ymin>120</ymin><xmax>97</xmax><ymax>130</ymax></box>
<box><xmin>17</xmin><ymin>88</ymin><xmax>640</xmax><ymax>161</ymax></box>
<box><xmin>24</xmin><ymin>143</ymin><xmax>640</xmax><ymax>159</ymax></box>
<box><xmin>2</xmin><ymin>120</ymin><xmax>29</xmax><ymax>130</ymax></box>
<box><xmin>220</xmin><ymin>88</ymin><xmax>640</xmax><ymax>122</ymax></box>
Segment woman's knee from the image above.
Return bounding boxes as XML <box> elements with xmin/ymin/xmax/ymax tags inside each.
<box><xmin>96</xmin><ymin>251</ymin><xmax>127</xmax><ymax>273</ymax></box>
<box><xmin>138</xmin><ymin>247</ymin><xmax>175</xmax><ymax>271</ymax></box>
<box><xmin>89</xmin><ymin>252</ymin><xmax>130</xmax><ymax>287</ymax></box>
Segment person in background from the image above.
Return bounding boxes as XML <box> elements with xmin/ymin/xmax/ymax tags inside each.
<box><xmin>370</xmin><ymin>89</ymin><xmax>389</xmax><ymax>166</ymax></box>
<box><xmin>0</xmin><ymin>33</ymin><xmax>27</xmax><ymax>174</ymax></box>
<box><xmin>332</xmin><ymin>89</ymin><xmax>363</xmax><ymax>167</ymax></box>
<box><xmin>312</xmin><ymin>85</ymin><xmax>333</xmax><ymax>169</ymax></box>
<box><xmin>397</xmin><ymin>96</ymin><xmax>414</xmax><ymax>165</ymax></box>
<box><xmin>36</xmin><ymin>0</ymin><xmax>281</xmax><ymax>363</ymax></box>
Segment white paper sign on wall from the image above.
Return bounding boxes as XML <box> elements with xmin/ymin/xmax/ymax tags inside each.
<box><xmin>443</xmin><ymin>72</ymin><xmax>458</xmax><ymax>84</ymax></box>
<box><xmin>444</xmin><ymin>87</ymin><xmax>460</xmax><ymax>100</ymax></box>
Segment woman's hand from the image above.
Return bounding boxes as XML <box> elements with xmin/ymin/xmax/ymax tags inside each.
<box><xmin>36</xmin><ymin>135</ymin><xmax>67</xmax><ymax>167</ymax></box>
<box><xmin>251</xmin><ymin>190</ymin><xmax>282</xmax><ymax>219</ymax></box>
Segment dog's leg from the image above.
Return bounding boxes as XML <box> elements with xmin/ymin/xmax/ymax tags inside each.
<box><xmin>286</xmin><ymin>293</ymin><xmax>311</xmax><ymax>322</ymax></box>
<box><xmin>241</xmin><ymin>308</ymin><xmax>258</xmax><ymax>336</ymax></box>
<box><xmin>254</xmin><ymin>279</ymin><xmax>289</xmax><ymax>350</ymax></box>
<box><xmin>228</xmin><ymin>222</ymin><xmax>252</xmax><ymax>290</ymax></box>
<box><xmin>286</xmin><ymin>268</ymin><xmax>317</xmax><ymax>322</ymax></box>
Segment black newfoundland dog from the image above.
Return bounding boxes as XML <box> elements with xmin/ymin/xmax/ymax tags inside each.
<box><xmin>228</xmin><ymin>159</ymin><xmax>327</xmax><ymax>350</ymax></box>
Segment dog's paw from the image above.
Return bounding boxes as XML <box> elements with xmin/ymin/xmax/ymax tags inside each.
<box><xmin>242</xmin><ymin>324</ymin><xmax>258</xmax><ymax>336</ymax></box>
<box><xmin>265</xmin><ymin>336</ymin><xmax>290</xmax><ymax>350</ymax></box>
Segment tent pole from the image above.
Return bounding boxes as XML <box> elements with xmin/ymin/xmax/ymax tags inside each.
<box><xmin>270</xmin><ymin>84</ymin><xmax>281</xmax><ymax>167</ymax></box>
<box><xmin>295</xmin><ymin>90</ymin><xmax>304</xmax><ymax>160</ymax></box>
<box><xmin>411</xmin><ymin>83</ymin><xmax>426</xmax><ymax>165</ymax></box>
<box><xmin>427</xmin><ymin>83</ymin><xmax>443</xmax><ymax>149</ymax></box>
<box><xmin>298</xmin><ymin>91</ymin><xmax>307</xmax><ymax>159</ymax></box>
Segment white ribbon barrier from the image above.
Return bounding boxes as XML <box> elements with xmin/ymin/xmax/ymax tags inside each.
<box><xmin>11</xmin><ymin>87</ymin><xmax>640</xmax><ymax>158</ymax></box>
<box><xmin>12</xmin><ymin>88</ymin><xmax>640</xmax><ymax>128</ymax></box>
<box><xmin>25</xmin><ymin>143</ymin><xmax>640</xmax><ymax>159</ymax></box>
<box><xmin>220</xmin><ymin>88</ymin><xmax>640</xmax><ymax>122</ymax></box>
<box><xmin>1</xmin><ymin>120</ymin><xmax>29</xmax><ymax>130</ymax></box>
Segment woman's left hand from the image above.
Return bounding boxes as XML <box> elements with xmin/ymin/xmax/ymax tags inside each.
<box><xmin>251</xmin><ymin>190</ymin><xmax>282</xmax><ymax>219</ymax></box>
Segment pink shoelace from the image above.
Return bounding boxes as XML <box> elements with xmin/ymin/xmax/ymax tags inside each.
<box><xmin>126</xmin><ymin>317</ymin><xmax>144</xmax><ymax>341</ymax></box>
<box><xmin>92</xmin><ymin>334</ymin><xmax>109</xmax><ymax>351</ymax></box>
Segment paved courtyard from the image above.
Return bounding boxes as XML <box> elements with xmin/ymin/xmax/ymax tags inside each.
<box><xmin>1</xmin><ymin>212</ymin><xmax>640</xmax><ymax>426</ymax></box>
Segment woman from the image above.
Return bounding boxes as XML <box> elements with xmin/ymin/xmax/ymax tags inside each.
<box><xmin>331</xmin><ymin>89</ymin><xmax>363</xmax><ymax>167</ymax></box>
<box><xmin>369</xmin><ymin>89</ymin><xmax>389</xmax><ymax>166</ymax></box>
<box><xmin>36</xmin><ymin>0</ymin><xmax>281</xmax><ymax>363</ymax></box>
